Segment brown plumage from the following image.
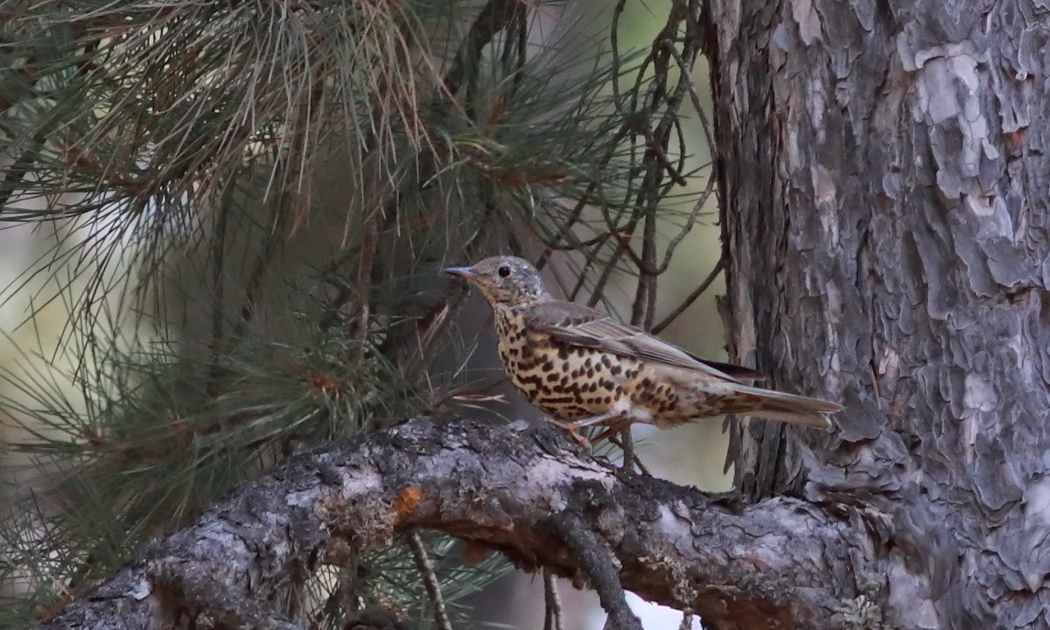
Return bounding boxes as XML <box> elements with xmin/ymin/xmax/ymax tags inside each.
<box><xmin>446</xmin><ymin>256</ymin><xmax>842</xmax><ymax>433</ymax></box>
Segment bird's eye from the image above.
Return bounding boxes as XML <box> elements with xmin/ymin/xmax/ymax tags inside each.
<box><xmin>497</xmin><ymin>266</ymin><xmax>511</xmax><ymax>278</ymax></box>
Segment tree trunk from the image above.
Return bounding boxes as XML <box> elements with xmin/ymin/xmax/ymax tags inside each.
<box><xmin>712</xmin><ymin>0</ymin><xmax>1050</xmax><ymax>627</ymax></box>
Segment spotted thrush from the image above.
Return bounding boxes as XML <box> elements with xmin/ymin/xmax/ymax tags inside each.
<box><xmin>446</xmin><ymin>256</ymin><xmax>842</xmax><ymax>433</ymax></box>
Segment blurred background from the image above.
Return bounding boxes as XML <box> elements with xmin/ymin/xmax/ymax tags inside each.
<box><xmin>0</xmin><ymin>1</ymin><xmax>725</xmax><ymax>628</ymax></box>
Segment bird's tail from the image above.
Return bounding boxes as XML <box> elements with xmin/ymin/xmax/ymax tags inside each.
<box><xmin>723</xmin><ymin>384</ymin><xmax>842</xmax><ymax>429</ymax></box>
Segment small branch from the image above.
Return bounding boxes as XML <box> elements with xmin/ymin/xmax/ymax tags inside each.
<box><xmin>543</xmin><ymin>568</ymin><xmax>564</xmax><ymax>630</ymax></box>
<box><xmin>607</xmin><ymin>432</ymin><xmax>651</xmax><ymax>477</ymax></box>
<box><xmin>35</xmin><ymin>417</ymin><xmax>879</xmax><ymax>630</ymax></box>
<box><xmin>234</xmin><ymin>193</ymin><xmax>289</xmax><ymax>337</ymax></box>
<box><xmin>679</xmin><ymin>611</ymin><xmax>696</xmax><ymax>630</ymax></box>
<box><xmin>651</xmin><ymin>258</ymin><xmax>724</xmax><ymax>335</ymax></box>
<box><xmin>443</xmin><ymin>0</ymin><xmax>521</xmax><ymax>97</ymax></box>
<box><xmin>407</xmin><ymin>531</ymin><xmax>452</xmax><ymax>630</ymax></box>
<box><xmin>355</xmin><ymin>214</ymin><xmax>379</xmax><ymax>343</ymax></box>
<box><xmin>618</xmin><ymin>427</ymin><xmax>637</xmax><ymax>473</ymax></box>
<box><xmin>205</xmin><ymin>180</ymin><xmax>237</xmax><ymax>394</ymax></box>
<box><xmin>549</xmin><ymin>511</ymin><xmax>642</xmax><ymax>630</ymax></box>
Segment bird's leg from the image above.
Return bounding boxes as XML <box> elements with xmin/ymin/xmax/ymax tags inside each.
<box><xmin>544</xmin><ymin>417</ymin><xmax>594</xmax><ymax>448</ymax></box>
<box><xmin>544</xmin><ymin>411</ymin><xmax>624</xmax><ymax>448</ymax></box>
<box><xmin>565</xmin><ymin>411</ymin><xmax>625</xmax><ymax>430</ymax></box>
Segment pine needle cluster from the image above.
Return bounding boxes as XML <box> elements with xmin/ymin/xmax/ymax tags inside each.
<box><xmin>0</xmin><ymin>0</ymin><xmax>713</xmax><ymax>627</ymax></box>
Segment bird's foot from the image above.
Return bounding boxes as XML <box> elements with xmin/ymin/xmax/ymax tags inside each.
<box><xmin>543</xmin><ymin>417</ymin><xmax>593</xmax><ymax>449</ymax></box>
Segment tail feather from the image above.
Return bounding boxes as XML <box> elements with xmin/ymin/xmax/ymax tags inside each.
<box><xmin>719</xmin><ymin>384</ymin><xmax>842</xmax><ymax>430</ymax></box>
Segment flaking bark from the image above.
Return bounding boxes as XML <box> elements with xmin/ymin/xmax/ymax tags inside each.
<box><xmin>711</xmin><ymin>0</ymin><xmax>1050</xmax><ymax>626</ymax></box>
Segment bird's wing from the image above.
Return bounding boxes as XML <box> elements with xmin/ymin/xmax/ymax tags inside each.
<box><xmin>697</xmin><ymin>360</ymin><xmax>765</xmax><ymax>381</ymax></box>
<box><xmin>521</xmin><ymin>301</ymin><xmax>749</xmax><ymax>383</ymax></box>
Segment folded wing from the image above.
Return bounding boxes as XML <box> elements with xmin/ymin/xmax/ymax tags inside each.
<box><xmin>522</xmin><ymin>301</ymin><xmax>748</xmax><ymax>382</ymax></box>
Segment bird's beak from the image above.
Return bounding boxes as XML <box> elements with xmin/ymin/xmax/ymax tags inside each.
<box><xmin>444</xmin><ymin>266</ymin><xmax>475</xmax><ymax>279</ymax></box>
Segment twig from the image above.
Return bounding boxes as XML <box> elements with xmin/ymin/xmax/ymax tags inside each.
<box><xmin>235</xmin><ymin>194</ymin><xmax>289</xmax><ymax>334</ymax></box>
<box><xmin>660</xmin><ymin>34</ymin><xmax>716</xmax><ymax>172</ymax></box>
<box><xmin>205</xmin><ymin>180</ymin><xmax>237</xmax><ymax>394</ymax></box>
<box><xmin>543</xmin><ymin>568</ymin><xmax>564</xmax><ymax>630</ymax></box>
<box><xmin>443</xmin><ymin>0</ymin><xmax>520</xmax><ymax>96</ymax></box>
<box><xmin>651</xmin><ymin>258</ymin><xmax>724</xmax><ymax>335</ymax></box>
<box><xmin>355</xmin><ymin>214</ymin><xmax>378</xmax><ymax>343</ymax></box>
<box><xmin>658</xmin><ymin>167</ymin><xmax>717</xmax><ymax>275</ymax></box>
<box><xmin>619</xmin><ymin>427</ymin><xmax>636</xmax><ymax>473</ymax></box>
<box><xmin>548</xmin><ymin>511</ymin><xmax>643</xmax><ymax>630</ymax></box>
<box><xmin>608</xmin><ymin>432</ymin><xmax>651</xmax><ymax>477</ymax></box>
<box><xmin>0</xmin><ymin>132</ymin><xmax>46</xmax><ymax>212</ymax></box>
<box><xmin>636</xmin><ymin>191</ymin><xmax>659</xmax><ymax>330</ymax></box>
<box><xmin>407</xmin><ymin>531</ymin><xmax>453</xmax><ymax>630</ymax></box>
<box><xmin>656</xmin><ymin>32</ymin><xmax>717</xmax><ymax>275</ymax></box>
<box><xmin>679</xmin><ymin>611</ymin><xmax>696</xmax><ymax>630</ymax></box>
<box><xmin>427</xmin><ymin>373</ymin><xmax>510</xmax><ymax>412</ymax></box>
<box><xmin>639</xmin><ymin>119</ymin><xmax>688</xmax><ymax>187</ymax></box>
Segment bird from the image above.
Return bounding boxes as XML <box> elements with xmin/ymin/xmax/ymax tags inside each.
<box><xmin>445</xmin><ymin>255</ymin><xmax>842</xmax><ymax>437</ymax></box>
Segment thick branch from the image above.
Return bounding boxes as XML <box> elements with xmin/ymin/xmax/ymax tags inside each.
<box><xmin>36</xmin><ymin>418</ymin><xmax>883</xmax><ymax>630</ymax></box>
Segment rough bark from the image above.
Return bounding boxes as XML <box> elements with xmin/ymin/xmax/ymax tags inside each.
<box><xmin>34</xmin><ymin>417</ymin><xmax>881</xmax><ymax>630</ymax></box>
<box><xmin>711</xmin><ymin>0</ymin><xmax>1050</xmax><ymax>627</ymax></box>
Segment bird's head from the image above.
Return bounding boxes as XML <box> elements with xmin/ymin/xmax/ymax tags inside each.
<box><xmin>445</xmin><ymin>256</ymin><xmax>553</xmax><ymax>307</ymax></box>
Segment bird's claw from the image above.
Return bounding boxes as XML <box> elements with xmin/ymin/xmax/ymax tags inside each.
<box><xmin>543</xmin><ymin>417</ymin><xmax>593</xmax><ymax>449</ymax></box>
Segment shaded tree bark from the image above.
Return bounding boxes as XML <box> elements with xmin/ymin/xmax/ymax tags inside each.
<box><xmin>712</xmin><ymin>0</ymin><xmax>1050</xmax><ymax>627</ymax></box>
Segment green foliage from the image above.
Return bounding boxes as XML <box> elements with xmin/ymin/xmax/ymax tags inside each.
<box><xmin>0</xmin><ymin>0</ymin><xmax>713</xmax><ymax>626</ymax></box>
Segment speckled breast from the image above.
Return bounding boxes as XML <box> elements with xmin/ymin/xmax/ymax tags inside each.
<box><xmin>492</xmin><ymin>306</ymin><xmax>663</xmax><ymax>421</ymax></box>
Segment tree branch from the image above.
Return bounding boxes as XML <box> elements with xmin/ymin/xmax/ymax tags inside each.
<box><xmin>35</xmin><ymin>418</ymin><xmax>883</xmax><ymax>630</ymax></box>
<box><xmin>548</xmin><ymin>510</ymin><xmax>642</xmax><ymax>630</ymax></box>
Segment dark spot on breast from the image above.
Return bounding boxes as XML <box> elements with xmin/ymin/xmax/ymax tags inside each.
<box><xmin>603</xmin><ymin>381</ymin><xmax>615</xmax><ymax>391</ymax></box>
<box><xmin>541</xmin><ymin>395</ymin><xmax>579</xmax><ymax>405</ymax></box>
<box><xmin>516</xmin><ymin>374</ymin><xmax>544</xmax><ymax>388</ymax></box>
<box><xmin>542</xmin><ymin>361</ymin><xmax>554</xmax><ymax>371</ymax></box>
<box><xmin>546</xmin><ymin>373</ymin><xmax>560</xmax><ymax>382</ymax></box>
<box><xmin>609</xmin><ymin>364</ymin><xmax>622</xmax><ymax>376</ymax></box>
<box><xmin>557</xmin><ymin>346</ymin><xmax>569</xmax><ymax>360</ymax></box>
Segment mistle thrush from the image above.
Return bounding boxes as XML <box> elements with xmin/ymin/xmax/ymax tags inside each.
<box><xmin>446</xmin><ymin>256</ymin><xmax>842</xmax><ymax>433</ymax></box>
